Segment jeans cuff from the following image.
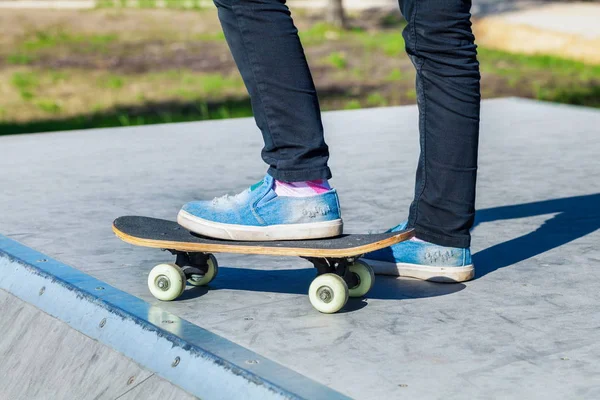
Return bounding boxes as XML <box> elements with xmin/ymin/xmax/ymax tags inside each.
<box><xmin>267</xmin><ymin>166</ymin><xmax>332</xmax><ymax>182</ymax></box>
<box><xmin>414</xmin><ymin>227</ymin><xmax>471</xmax><ymax>248</ymax></box>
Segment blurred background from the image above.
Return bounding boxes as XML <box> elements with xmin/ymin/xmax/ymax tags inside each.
<box><xmin>0</xmin><ymin>0</ymin><xmax>598</xmax><ymax>135</ymax></box>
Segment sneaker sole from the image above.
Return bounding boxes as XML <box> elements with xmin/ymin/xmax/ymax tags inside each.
<box><xmin>364</xmin><ymin>259</ymin><xmax>474</xmax><ymax>283</ymax></box>
<box><xmin>177</xmin><ymin>210</ymin><xmax>343</xmax><ymax>241</ymax></box>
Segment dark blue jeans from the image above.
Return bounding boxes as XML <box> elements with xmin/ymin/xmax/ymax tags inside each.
<box><xmin>213</xmin><ymin>0</ymin><xmax>481</xmax><ymax>248</ymax></box>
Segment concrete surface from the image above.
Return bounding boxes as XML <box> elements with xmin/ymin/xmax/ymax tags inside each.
<box><xmin>474</xmin><ymin>2</ymin><xmax>600</xmax><ymax>64</ymax></box>
<box><xmin>0</xmin><ymin>234</ymin><xmax>347</xmax><ymax>400</ymax></box>
<box><xmin>1</xmin><ymin>98</ymin><xmax>600</xmax><ymax>399</ymax></box>
<box><xmin>486</xmin><ymin>2</ymin><xmax>600</xmax><ymax>39</ymax></box>
<box><xmin>0</xmin><ymin>290</ymin><xmax>197</xmax><ymax>400</ymax></box>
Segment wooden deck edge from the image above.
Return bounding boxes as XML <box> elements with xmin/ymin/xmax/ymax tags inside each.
<box><xmin>112</xmin><ymin>224</ymin><xmax>415</xmax><ymax>258</ymax></box>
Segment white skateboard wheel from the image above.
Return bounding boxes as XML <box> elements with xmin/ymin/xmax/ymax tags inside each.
<box><xmin>187</xmin><ymin>254</ymin><xmax>219</xmax><ymax>286</ymax></box>
<box><xmin>348</xmin><ymin>260</ymin><xmax>375</xmax><ymax>298</ymax></box>
<box><xmin>147</xmin><ymin>263</ymin><xmax>186</xmax><ymax>301</ymax></box>
<box><xmin>308</xmin><ymin>273</ymin><xmax>349</xmax><ymax>314</ymax></box>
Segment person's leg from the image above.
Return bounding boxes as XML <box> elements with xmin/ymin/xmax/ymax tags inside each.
<box><xmin>364</xmin><ymin>0</ymin><xmax>480</xmax><ymax>282</ymax></box>
<box><xmin>178</xmin><ymin>0</ymin><xmax>342</xmax><ymax>240</ymax></box>
<box><xmin>213</xmin><ymin>0</ymin><xmax>331</xmax><ymax>181</ymax></box>
<box><xmin>401</xmin><ymin>0</ymin><xmax>481</xmax><ymax>248</ymax></box>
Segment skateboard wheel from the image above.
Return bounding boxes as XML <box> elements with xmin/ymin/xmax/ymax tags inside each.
<box><xmin>147</xmin><ymin>263</ymin><xmax>186</xmax><ymax>301</ymax></box>
<box><xmin>187</xmin><ymin>254</ymin><xmax>219</xmax><ymax>286</ymax></box>
<box><xmin>308</xmin><ymin>273</ymin><xmax>349</xmax><ymax>314</ymax></box>
<box><xmin>348</xmin><ymin>260</ymin><xmax>375</xmax><ymax>298</ymax></box>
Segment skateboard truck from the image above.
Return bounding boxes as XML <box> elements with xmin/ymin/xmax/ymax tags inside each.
<box><xmin>168</xmin><ymin>251</ymin><xmax>360</xmax><ymax>289</ymax></box>
<box><xmin>303</xmin><ymin>256</ymin><xmax>361</xmax><ymax>290</ymax></box>
<box><xmin>166</xmin><ymin>250</ymin><xmax>211</xmax><ymax>281</ymax></box>
<box><xmin>152</xmin><ymin>249</ymin><xmax>372</xmax><ymax>314</ymax></box>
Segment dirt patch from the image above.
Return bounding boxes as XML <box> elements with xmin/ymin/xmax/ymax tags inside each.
<box><xmin>0</xmin><ymin>7</ymin><xmax>598</xmax><ymax>133</ymax></box>
<box><xmin>25</xmin><ymin>40</ymin><xmax>235</xmax><ymax>73</ymax></box>
<box><xmin>0</xmin><ymin>9</ymin><xmax>222</xmax><ymax>40</ymax></box>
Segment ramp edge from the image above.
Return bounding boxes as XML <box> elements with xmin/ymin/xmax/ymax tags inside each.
<box><xmin>0</xmin><ymin>234</ymin><xmax>350</xmax><ymax>400</ymax></box>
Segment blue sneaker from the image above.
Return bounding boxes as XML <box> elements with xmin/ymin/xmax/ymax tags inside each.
<box><xmin>177</xmin><ymin>174</ymin><xmax>343</xmax><ymax>241</ymax></box>
<box><xmin>363</xmin><ymin>222</ymin><xmax>474</xmax><ymax>283</ymax></box>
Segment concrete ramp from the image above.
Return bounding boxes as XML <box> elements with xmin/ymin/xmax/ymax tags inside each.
<box><xmin>1</xmin><ymin>98</ymin><xmax>599</xmax><ymax>399</ymax></box>
<box><xmin>0</xmin><ymin>236</ymin><xmax>349</xmax><ymax>400</ymax></box>
<box><xmin>0</xmin><ymin>290</ymin><xmax>195</xmax><ymax>400</ymax></box>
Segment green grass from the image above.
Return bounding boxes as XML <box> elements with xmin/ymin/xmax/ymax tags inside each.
<box><xmin>359</xmin><ymin>31</ymin><xmax>405</xmax><ymax>56</ymax></box>
<box><xmin>3</xmin><ymin>30</ymin><xmax>120</xmax><ymax>65</ymax></box>
<box><xmin>98</xmin><ymin>75</ymin><xmax>125</xmax><ymax>89</ymax></box>
<box><xmin>49</xmin><ymin>71</ymin><xmax>69</xmax><ymax>83</ymax></box>
<box><xmin>11</xmin><ymin>71</ymin><xmax>39</xmax><ymax>100</ymax></box>
<box><xmin>299</xmin><ymin>22</ymin><xmax>346</xmax><ymax>45</ymax></box>
<box><xmin>22</xmin><ymin>31</ymin><xmax>118</xmax><ymax>53</ymax></box>
<box><xmin>195</xmin><ymin>31</ymin><xmax>226</xmax><ymax>41</ymax></box>
<box><xmin>478</xmin><ymin>48</ymin><xmax>600</xmax><ymax>79</ymax></box>
<box><xmin>385</xmin><ymin>68</ymin><xmax>405</xmax><ymax>82</ymax></box>
<box><xmin>2</xmin><ymin>14</ymin><xmax>599</xmax><ymax>136</ymax></box>
<box><xmin>0</xmin><ymin>98</ymin><xmax>254</xmax><ymax>135</ymax></box>
<box><xmin>325</xmin><ymin>52</ymin><xmax>348</xmax><ymax>69</ymax></box>
<box><xmin>137</xmin><ymin>0</ymin><xmax>157</xmax><ymax>8</ymax></box>
<box><xmin>477</xmin><ymin>48</ymin><xmax>600</xmax><ymax>105</ymax></box>
<box><xmin>343</xmin><ymin>99</ymin><xmax>361</xmax><ymax>110</ymax></box>
<box><xmin>351</xmin><ymin>67</ymin><xmax>365</xmax><ymax>79</ymax></box>
<box><xmin>300</xmin><ymin>22</ymin><xmax>406</xmax><ymax>57</ymax></box>
<box><xmin>534</xmin><ymin>83</ymin><xmax>600</xmax><ymax>108</ymax></box>
<box><xmin>366</xmin><ymin>92</ymin><xmax>387</xmax><ymax>107</ymax></box>
<box><xmin>34</xmin><ymin>98</ymin><xmax>62</xmax><ymax>114</ymax></box>
<box><xmin>190</xmin><ymin>73</ymin><xmax>243</xmax><ymax>94</ymax></box>
<box><xmin>6</xmin><ymin>54</ymin><xmax>36</xmax><ymax>65</ymax></box>
<box><xmin>379</xmin><ymin>13</ymin><xmax>405</xmax><ymax>28</ymax></box>
<box><xmin>169</xmin><ymin>72</ymin><xmax>245</xmax><ymax>98</ymax></box>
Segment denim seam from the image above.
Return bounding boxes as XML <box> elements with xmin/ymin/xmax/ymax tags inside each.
<box><xmin>411</xmin><ymin>0</ymin><xmax>428</xmax><ymax>230</ymax></box>
<box><xmin>410</xmin><ymin>1</ymin><xmax>418</xmax><ymax>56</ymax></box>
<box><xmin>231</xmin><ymin>3</ymin><xmax>283</xmax><ymax>164</ymax></box>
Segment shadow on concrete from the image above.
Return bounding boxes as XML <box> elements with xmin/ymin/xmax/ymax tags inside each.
<box><xmin>473</xmin><ymin>193</ymin><xmax>600</xmax><ymax>278</ymax></box>
<box><xmin>180</xmin><ymin>193</ymin><xmax>598</xmax><ymax>306</ymax></box>
<box><xmin>182</xmin><ymin>265</ymin><xmax>465</xmax><ymax>301</ymax></box>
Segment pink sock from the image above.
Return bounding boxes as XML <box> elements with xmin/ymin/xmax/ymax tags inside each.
<box><xmin>274</xmin><ymin>179</ymin><xmax>331</xmax><ymax>197</ymax></box>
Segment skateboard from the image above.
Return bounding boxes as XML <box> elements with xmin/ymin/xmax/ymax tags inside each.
<box><xmin>112</xmin><ymin>216</ymin><xmax>414</xmax><ymax>313</ymax></box>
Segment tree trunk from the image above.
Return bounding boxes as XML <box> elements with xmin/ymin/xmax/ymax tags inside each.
<box><xmin>326</xmin><ymin>0</ymin><xmax>347</xmax><ymax>29</ymax></box>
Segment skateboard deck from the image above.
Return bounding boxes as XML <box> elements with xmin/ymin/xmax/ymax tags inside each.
<box><xmin>113</xmin><ymin>216</ymin><xmax>414</xmax><ymax>313</ymax></box>
<box><xmin>113</xmin><ymin>216</ymin><xmax>413</xmax><ymax>257</ymax></box>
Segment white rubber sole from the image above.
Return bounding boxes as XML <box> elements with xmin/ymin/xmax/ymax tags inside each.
<box><xmin>364</xmin><ymin>259</ymin><xmax>474</xmax><ymax>283</ymax></box>
<box><xmin>177</xmin><ymin>210</ymin><xmax>343</xmax><ymax>241</ymax></box>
